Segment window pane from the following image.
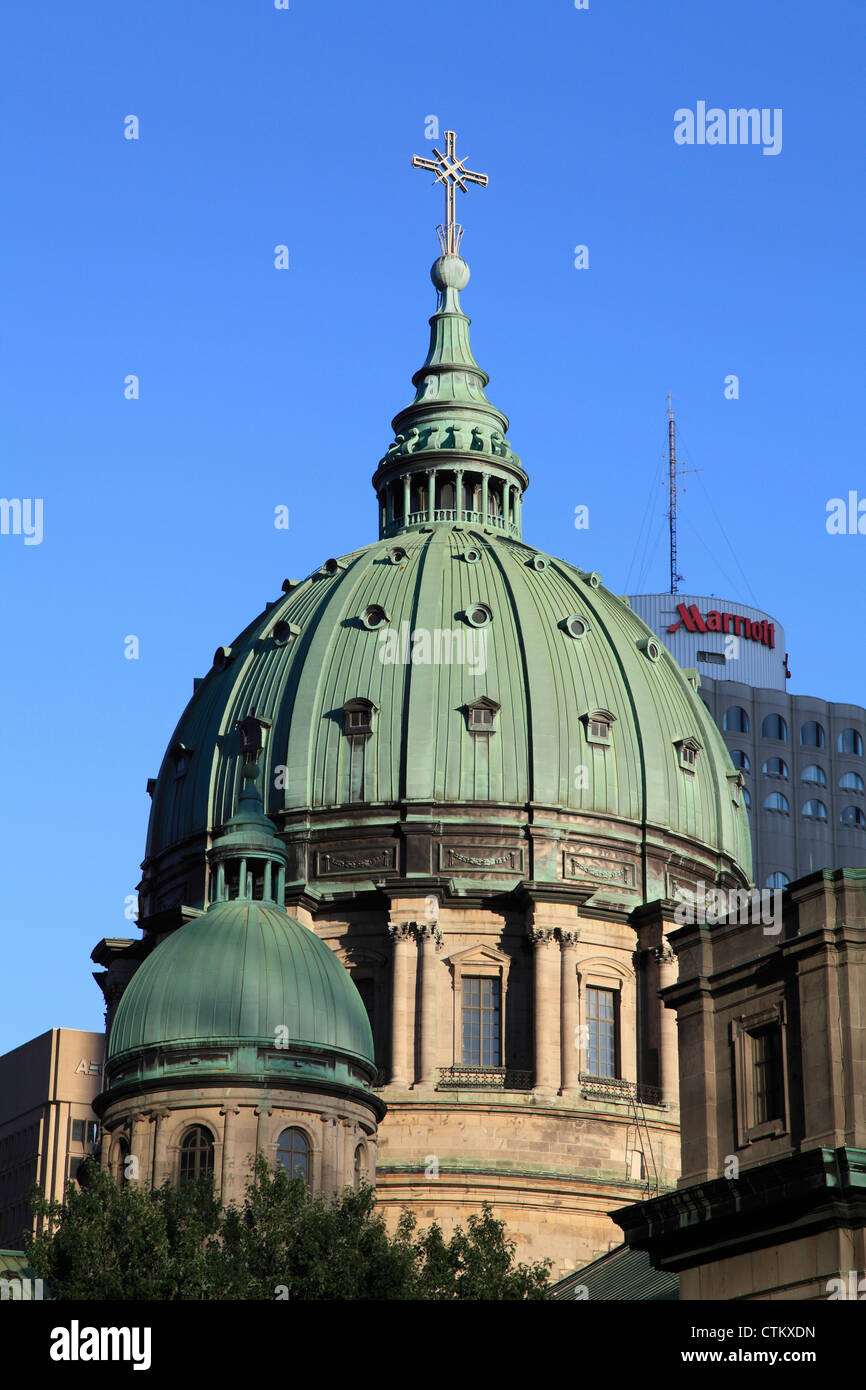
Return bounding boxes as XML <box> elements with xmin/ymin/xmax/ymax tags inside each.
<box><xmin>586</xmin><ymin>987</ymin><xmax>616</xmax><ymax>1078</ymax></box>
<box><xmin>277</xmin><ymin>1127</ymin><xmax>310</xmax><ymax>1182</ymax></box>
<box><xmin>461</xmin><ymin>976</ymin><xmax>501</xmax><ymax>1066</ymax></box>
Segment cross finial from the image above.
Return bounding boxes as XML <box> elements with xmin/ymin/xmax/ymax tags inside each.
<box><xmin>411</xmin><ymin>130</ymin><xmax>488</xmax><ymax>256</ymax></box>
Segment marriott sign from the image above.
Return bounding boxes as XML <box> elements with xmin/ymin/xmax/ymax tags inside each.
<box><xmin>667</xmin><ymin>602</ymin><xmax>775</xmax><ymax>649</ymax></box>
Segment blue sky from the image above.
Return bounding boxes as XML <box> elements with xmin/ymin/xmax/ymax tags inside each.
<box><xmin>1</xmin><ymin>0</ymin><xmax>864</xmax><ymax>1053</ymax></box>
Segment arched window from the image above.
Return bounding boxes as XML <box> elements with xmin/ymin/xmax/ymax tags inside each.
<box><xmin>729</xmin><ymin>749</ymin><xmax>750</xmax><ymax>772</ymax></box>
<box><xmin>742</xmin><ymin>787</ymin><xmax>751</xmax><ymax>810</ymax></box>
<box><xmin>841</xmin><ymin>805</ymin><xmax>866</xmax><ymax>828</ymax></box>
<box><xmin>724</xmin><ymin>707</ymin><xmax>750</xmax><ymax>734</ymax></box>
<box><xmin>765</xmin><ymin>872</ymin><xmax>790</xmax><ymax>890</ymax></box>
<box><xmin>179</xmin><ymin>1126</ymin><xmax>214</xmax><ymax>1187</ymax></box>
<box><xmin>802</xmin><ymin>764</ymin><xmax>826</xmax><ymax>786</ymax></box>
<box><xmin>761</xmin><ymin>714</ymin><xmax>788</xmax><ymax>742</ymax></box>
<box><xmin>800</xmin><ymin>721</ymin><xmax>825</xmax><ymax>748</ymax></box>
<box><xmin>764</xmin><ymin>793</ymin><xmax>789</xmax><ymax>814</ymax></box>
<box><xmin>802</xmin><ymin>799</ymin><xmax>827</xmax><ymax>821</ymax></box>
<box><xmin>277</xmin><ymin>1128</ymin><xmax>310</xmax><ymax>1183</ymax></box>
<box><xmin>838</xmin><ymin>728</ymin><xmax>864</xmax><ymax>756</ymax></box>
<box><xmin>762</xmin><ymin>757</ymin><xmax>788</xmax><ymax>779</ymax></box>
<box><xmin>354</xmin><ymin>1144</ymin><xmax>368</xmax><ymax>1189</ymax></box>
<box><xmin>840</xmin><ymin>771</ymin><xmax>865</xmax><ymax>792</ymax></box>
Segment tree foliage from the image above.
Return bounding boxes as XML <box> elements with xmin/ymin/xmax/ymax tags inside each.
<box><xmin>25</xmin><ymin>1155</ymin><xmax>551</xmax><ymax>1300</ymax></box>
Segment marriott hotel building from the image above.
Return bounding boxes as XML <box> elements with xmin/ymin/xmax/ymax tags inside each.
<box><xmin>629</xmin><ymin>593</ymin><xmax>866</xmax><ymax>888</ymax></box>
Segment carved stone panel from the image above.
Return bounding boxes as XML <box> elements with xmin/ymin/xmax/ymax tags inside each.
<box><xmin>562</xmin><ymin>850</ymin><xmax>636</xmax><ymax>888</ymax></box>
<box><xmin>315</xmin><ymin>846</ymin><xmax>396</xmax><ymax>877</ymax></box>
<box><xmin>439</xmin><ymin>845</ymin><xmax>524</xmax><ymax>873</ymax></box>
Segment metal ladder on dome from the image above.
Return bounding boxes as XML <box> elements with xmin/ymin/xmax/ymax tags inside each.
<box><xmin>629</xmin><ymin>1087</ymin><xmax>660</xmax><ymax>1198</ymax></box>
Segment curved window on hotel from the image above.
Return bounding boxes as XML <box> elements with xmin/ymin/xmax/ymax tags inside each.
<box><xmin>841</xmin><ymin>805</ymin><xmax>866</xmax><ymax>828</ymax></box>
<box><xmin>801</xmin><ymin>764</ymin><xmax>826</xmax><ymax>786</ymax></box>
<box><xmin>802</xmin><ymin>799</ymin><xmax>827</xmax><ymax>821</ymax></box>
<box><xmin>838</xmin><ymin>728</ymin><xmax>864</xmax><ymax>756</ymax></box>
<box><xmin>730</xmin><ymin>749</ymin><xmax>750</xmax><ymax>773</ymax></box>
<box><xmin>761</xmin><ymin>714</ymin><xmax>788</xmax><ymax>742</ymax></box>
<box><xmin>724</xmin><ymin>707</ymin><xmax>749</xmax><ymax>734</ymax></box>
<box><xmin>762</xmin><ymin>757</ymin><xmax>788</xmax><ymax>779</ymax></box>
<box><xmin>840</xmin><ymin>771</ymin><xmax>865</xmax><ymax>792</ymax></box>
<box><xmin>765</xmin><ymin>872</ymin><xmax>789</xmax><ymax>890</ymax></box>
<box><xmin>800</xmin><ymin>721</ymin><xmax>825</xmax><ymax>749</ymax></box>
<box><xmin>764</xmin><ymin>793</ymin><xmax>789</xmax><ymax>814</ymax></box>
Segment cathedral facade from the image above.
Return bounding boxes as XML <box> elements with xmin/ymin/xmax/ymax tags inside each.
<box><xmin>93</xmin><ymin>136</ymin><xmax>752</xmax><ymax>1277</ymax></box>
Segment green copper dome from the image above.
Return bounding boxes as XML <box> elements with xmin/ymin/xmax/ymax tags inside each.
<box><xmin>139</xmin><ymin>230</ymin><xmax>752</xmax><ymax>912</ymax></box>
<box><xmin>106</xmin><ymin>899</ymin><xmax>376</xmax><ymax>1086</ymax></box>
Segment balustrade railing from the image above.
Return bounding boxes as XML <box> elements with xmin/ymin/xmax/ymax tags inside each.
<box><xmin>579</xmin><ymin>1074</ymin><xmax>664</xmax><ymax>1106</ymax></box>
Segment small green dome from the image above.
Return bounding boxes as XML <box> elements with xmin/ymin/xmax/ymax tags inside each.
<box><xmin>108</xmin><ymin>899</ymin><xmax>374</xmax><ymax>1068</ymax></box>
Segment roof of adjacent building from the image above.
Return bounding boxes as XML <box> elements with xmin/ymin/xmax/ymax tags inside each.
<box><xmin>551</xmin><ymin>1243</ymin><xmax>678</xmax><ymax>1301</ymax></box>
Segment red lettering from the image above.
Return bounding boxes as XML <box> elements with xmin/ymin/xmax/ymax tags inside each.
<box><xmin>721</xmin><ymin>613</ymin><xmax>732</xmax><ymax>634</ymax></box>
<box><xmin>667</xmin><ymin>603</ymin><xmax>706</xmax><ymax>635</ymax></box>
<box><xmin>733</xmin><ymin>615</ymin><xmax>745</xmax><ymax>636</ymax></box>
<box><xmin>767</xmin><ymin>623</ymin><xmax>775</xmax><ymax>649</ymax></box>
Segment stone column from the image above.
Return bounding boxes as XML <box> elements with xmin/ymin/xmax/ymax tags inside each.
<box><xmin>455</xmin><ymin>468</ymin><xmax>464</xmax><ymax>520</ymax></box>
<box><xmin>129</xmin><ymin>1110</ymin><xmax>147</xmax><ymax>1188</ymax></box>
<box><xmin>504</xmin><ymin>483</ymin><xmax>512</xmax><ymax>530</ymax></box>
<box><xmin>516</xmin><ymin>490</ymin><xmax>522</xmax><ymax>536</ymax></box>
<box><xmin>530</xmin><ymin>928</ymin><xmax>560</xmax><ymax>1093</ymax></box>
<box><xmin>559</xmin><ymin>930</ymin><xmax>581</xmax><ymax>1094</ymax></box>
<box><xmin>427</xmin><ymin>469</ymin><xmax>435</xmax><ymax>522</ymax></box>
<box><xmin>481</xmin><ymin>471</ymin><xmax>489</xmax><ymax>523</ymax></box>
<box><xmin>220</xmin><ymin>1105</ymin><xmax>241</xmax><ymax>1203</ymax></box>
<box><xmin>402</xmin><ymin>473</ymin><xmax>411</xmax><ymax>522</ymax></box>
<box><xmin>418</xmin><ymin>924</ymin><xmax>442</xmax><ymax>1085</ymax></box>
<box><xmin>389</xmin><ymin>924</ymin><xmax>416</xmax><ymax>1086</ymax></box>
<box><xmin>254</xmin><ymin>1104</ymin><xmax>272</xmax><ymax>1162</ymax></box>
<box><xmin>149</xmin><ymin>1108</ymin><xmax>170</xmax><ymax>1189</ymax></box>
<box><xmin>656</xmin><ymin>937</ymin><xmax>680</xmax><ymax>1106</ymax></box>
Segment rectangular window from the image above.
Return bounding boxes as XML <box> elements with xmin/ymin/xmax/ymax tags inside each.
<box><xmin>697</xmin><ymin>650</ymin><xmax>726</xmax><ymax>666</ymax></box>
<box><xmin>586</xmin><ymin>987</ymin><xmax>617</xmax><ymax>1078</ymax></box>
<box><xmin>461</xmin><ymin>976</ymin><xmax>501</xmax><ymax>1067</ymax></box>
<box><xmin>750</xmin><ymin>1025</ymin><xmax>784</xmax><ymax>1126</ymax></box>
<box><xmin>71</xmin><ymin>1120</ymin><xmax>98</xmax><ymax>1147</ymax></box>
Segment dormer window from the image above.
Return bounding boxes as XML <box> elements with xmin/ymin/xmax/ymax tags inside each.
<box><xmin>675</xmin><ymin>736</ymin><xmax>702</xmax><ymax>773</ymax></box>
<box><xmin>169</xmin><ymin>742</ymin><xmax>193</xmax><ymax>778</ymax></box>
<box><xmin>464</xmin><ymin>697</ymin><xmax>500</xmax><ymax>735</ymax></box>
<box><xmin>583</xmin><ymin>709</ymin><xmax>616</xmax><ymax>747</ymax></box>
<box><xmin>342</xmin><ymin>698</ymin><xmax>377</xmax><ymax>739</ymax></box>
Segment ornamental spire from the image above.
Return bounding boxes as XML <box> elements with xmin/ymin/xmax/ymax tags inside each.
<box><xmin>371</xmin><ymin>134</ymin><xmax>527</xmax><ymax>541</ymax></box>
<box><xmin>411</xmin><ymin>129</ymin><xmax>488</xmax><ymax>256</ymax></box>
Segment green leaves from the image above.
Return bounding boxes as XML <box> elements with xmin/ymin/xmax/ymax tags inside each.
<box><xmin>25</xmin><ymin>1154</ymin><xmax>550</xmax><ymax>1301</ymax></box>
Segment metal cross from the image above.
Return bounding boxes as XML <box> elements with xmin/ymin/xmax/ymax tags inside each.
<box><xmin>411</xmin><ymin>130</ymin><xmax>488</xmax><ymax>255</ymax></box>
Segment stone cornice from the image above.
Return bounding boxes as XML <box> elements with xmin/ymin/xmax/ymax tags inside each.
<box><xmin>612</xmin><ymin>1146</ymin><xmax>866</xmax><ymax>1273</ymax></box>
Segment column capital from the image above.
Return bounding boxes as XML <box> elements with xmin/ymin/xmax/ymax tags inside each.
<box><xmin>528</xmin><ymin>926</ymin><xmax>558</xmax><ymax>949</ymax></box>
<box><xmin>559</xmin><ymin>929</ymin><xmax>581</xmax><ymax>949</ymax></box>
<box><xmin>655</xmin><ymin>935</ymin><xmax>676</xmax><ymax>965</ymax></box>
<box><xmin>418</xmin><ymin>923</ymin><xmax>442</xmax><ymax>947</ymax></box>
<box><xmin>389</xmin><ymin>922</ymin><xmax>417</xmax><ymax>944</ymax></box>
